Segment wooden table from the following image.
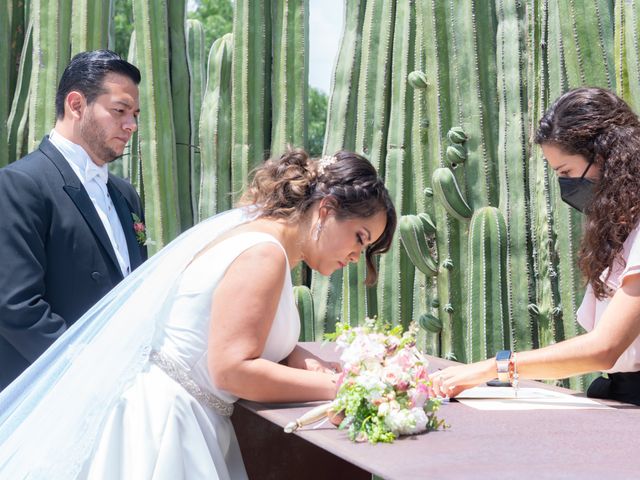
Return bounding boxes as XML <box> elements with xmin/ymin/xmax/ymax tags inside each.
<box><xmin>231</xmin><ymin>342</ymin><xmax>640</xmax><ymax>480</ymax></box>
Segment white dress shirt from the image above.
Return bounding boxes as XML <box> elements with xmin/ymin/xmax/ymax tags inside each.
<box><xmin>49</xmin><ymin>129</ymin><xmax>131</xmax><ymax>277</ymax></box>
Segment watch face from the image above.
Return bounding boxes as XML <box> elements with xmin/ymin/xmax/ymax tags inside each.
<box><xmin>496</xmin><ymin>350</ymin><xmax>511</xmax><ymax>362</ymax></box>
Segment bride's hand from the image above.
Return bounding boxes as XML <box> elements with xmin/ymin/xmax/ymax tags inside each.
<box><xmin>304</xmin><ymin>358</ymin><xmax>342</xmax><ymax>375</ymax></box>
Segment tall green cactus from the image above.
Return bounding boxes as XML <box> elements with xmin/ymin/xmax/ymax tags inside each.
<box><xmin>466</xmin><ymin>207</ymin><xmax>510</xmax><ymax>361</ymax></box>
<box><xmin>28</xmin><ymin>0</ymin><xmax>71</xmax><ymax>150</ymax></box>
<box><xmin>231</xmin><ymin>0</ymin><xmax>271</xmax><ymax>194</ymax></box>
<box><xmin>168</xmin><ymin>0</ymin><xmax>193</xmax><ymax>230</ymax></box>
<box><xmin>294</xmin><ymin>285</ymin><xmax>315</xmax><ymax>342</ymax></box>
<box><xmin>132</xmin><ymin>0</ymin><xmax>180</xmax><ymax>252</ymax></box>
<box><xmin>378</xmin><ymin>0</ymin><xmax>415</xmax><ymax>329</ymax></box>
<box><xmin>311</xmin><ymin>0</ymin><xmax>367</xmax><ymax>335</ymax></box>
<box><xmin>1</xmin><ymin>5</ymin><xmax>10</xmax><ymax>167</ymax></box>
<box><xmin>495</xmin><ymin>0</ymin><xmax>535</xmax><ymax>353</ymax></box>
<box><xmin>199</xmin><ymin>33</ymin><xmax>233</xmax><ymax>220</ymax></box>
<box><xmin>70</xmin><ymin>0</ymin><xmax>111</xmax><ymax>55</ymax></box>
<box><xmin>7</xmin><ymin>19</ymin><xmax>32</xmax><ymax>165</ymax></box>
<box><xmin>186</xmin><ymin>19</ymin><xmax>205</xmax><ymax>219</ymax></box>
<box><xmin>615</xmin><ymin>0</ymin><xmax>640</xmax><ymax>113</ymax></box>
<box><xmin>270</xmin><ymin>0</ymin><xmax>308</xmax><ymax>157</ymax></box>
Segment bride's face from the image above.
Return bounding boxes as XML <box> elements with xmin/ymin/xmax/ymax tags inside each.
<box><xmin>306</xmin><ymin>208</ymin><xmax>387</xmax><ymax>276</ymax></box>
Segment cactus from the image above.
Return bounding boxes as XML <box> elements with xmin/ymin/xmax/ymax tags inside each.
<box><xmin>28</xmin><ymin>0</ymin><xmax>72</xmax><ymax>151</ymax></box>
<box><xmin>132</xmin><ymin>0</ymin><xmax>181</xmax><ymax>252</ymax></box>
<box><xmin>168</xmin><ymin>0</ymin><xmax>193</xmax><ymax>230</ymax></box>
<box><xmin>70</xmin><ymin>0</ymin><xmax>111</xmax><ymax>55</ymax></box>
<box><xmin>378</xmin><ymin>0</ymin><xmax>415</xmax><ymax>328</ymax></box>
<box><xmin>231</xmin><ymin>0</ymin><xmax>271</xmax><ymax>195</ymax></box>
<box><xmin>198</xmin><ymin>33</ymin><xmax>233</xmax><ymax>220</ymax></box>
<box><xmin>294</xmin><ymin>285</ymin><xmax>315</xmax><ymax>342</ymax></box>
<box><xmin>495</xmin><ymin>0</ymin><xmax>535</xmax><ymax>352</ymax></box>
<box><xmin>466</xmin><ymin>207</ymin><xmax>510</xmax><ymax>361</ymax></box>
<box><xmin>7</xmin><ymin>19</ymin><xmax>33</xmax><ymax>165</ymax></box>
<box><xmin>311</xmin><ymin>0</ymin><xmax>367</xmax><ymax>336</ymax></box>
<box><xmin>124</xmin><ymin>30</ymin><xmax>142</xmax><ymax>195</ymax></box>
<box><xmin>399</xmin><ymin>214</ymin><xmax>438</xmax><ymax>276</ymax></box>
<box><xmin>432</xmin><ymin>167</ymin><xmax>473</xmax><ymax>221</ymax></box>
<box><xmin>1</xmin><ymin>5</ymin><xmax>10</xmax><ymax>166</ymax></box>
<box><xmin>615</xmin><ymin>1</ymin><xmax>640</xmax><ymax>113</ymax></box>
<box><xmin>186</xmin><ymin>19</ymin><xmax>206</xmax><ymax>220</ymax></box>
<box><xmin>270</xmin><ymin>0</ymin><xmax>309</xmax><ymax>157</ymax></box>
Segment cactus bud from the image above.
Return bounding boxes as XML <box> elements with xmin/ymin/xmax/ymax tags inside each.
<box><xmin>446</xmin><ymin>144</ymin><xmax>467</xmax><ymax>166</ymax></box>
<box><xmin>419</xmin><ymin>313</ymin><xmax>442</xmax><ymax>333</ymax></box>
<box><xmin>527</xmin><ymin>303</ymin><xmax>540</xmax><ymax>315</ymax></box>
<box><xmin>447</xmin><ymin>126</ymin><xmax>467</xmax><ymax>144</ymax></box>
<box><xmin>424</xmin><ymin>187</ymin><xmax>434</xmax><ymax>197</ymax></box>
<box><xmin>444</xmin><ymin>303</ymin><xmax>454</xmax><ymax>313</ymax></box>
<box><xmin>442</xmin><ymin>258</ymin><xmax>454</xmax><ymax>270</ymax></box>
<box><xmin>407</xmin><ymin>70</ymin><xmax>428</xmax><ymax>89</ymax></box>
<box><xmin>431</xmin><ymin>298</ymin><xmax>440</xmax><ymax>308</ymax></box>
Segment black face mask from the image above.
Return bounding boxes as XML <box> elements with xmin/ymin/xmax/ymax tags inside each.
<box><xmin>558</xmin><ymin>161</ymin><xmax>596</xmax><ymax>213</ymax></box>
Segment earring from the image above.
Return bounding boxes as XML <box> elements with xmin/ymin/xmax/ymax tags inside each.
<box><xmin>312</xmin><ymin>221</ymin><xmax>323</xmax><ymax>241</ymax></box>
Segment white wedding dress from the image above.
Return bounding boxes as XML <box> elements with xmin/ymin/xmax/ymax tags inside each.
<box><xmin>0</xmin><ymin>209</ymin><xmax>300</xmax><ymax>479</ymax></box>
<box><xmin>85</xmin><ymin>232</ymin><xmax>300</xmax><ymax>479</ymax></box>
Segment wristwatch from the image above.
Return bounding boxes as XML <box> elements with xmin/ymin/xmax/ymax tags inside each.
<box><xmin>495</xmin><ymin>350</ymin><xmax>512</xmax><ymax>383</ymax></box>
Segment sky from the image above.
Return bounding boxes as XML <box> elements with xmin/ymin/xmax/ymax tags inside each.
<box><xmin>308</xmin><ymin>0</ymin><xmax>344</xmax><ymax>94</ymax></box>
<box><xmin>188</xmin><ymin>0</ymin><xmax>343</xmax><ymax>94</ymax></box>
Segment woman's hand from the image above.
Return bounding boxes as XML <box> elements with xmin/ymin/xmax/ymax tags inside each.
<box><xmin>429</xmin><ymin>359</ymin><xmax>495</xmax><ymax>398</ymax></box>
<box><xmin>303</xmin><ymin>357</ymin><xmax>342</xmax><ymax>375</ymax></box>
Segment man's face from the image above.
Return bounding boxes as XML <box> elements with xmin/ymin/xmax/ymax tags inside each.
<box><xmin>79</xmin><ymin>73</ymin><xmax>140</xmax><ymax>166</ymax></box>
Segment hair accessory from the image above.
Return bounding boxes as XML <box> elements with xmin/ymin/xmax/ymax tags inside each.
<box><xmin>317</xmin><ymin>155</ymin><xmax>337</xmax><ymax>175</ymax></box>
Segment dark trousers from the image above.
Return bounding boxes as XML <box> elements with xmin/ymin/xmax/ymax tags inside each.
<box><xmin>587</xmin><ymin>371</ymin><xmax>640</xmax><ymax>406</ymax></box>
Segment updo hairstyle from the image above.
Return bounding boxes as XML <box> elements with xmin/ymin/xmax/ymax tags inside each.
<box><xmin>240</xmin><ymin>148</ymin><xmax>397</xmax><ymax>285</ymax></box>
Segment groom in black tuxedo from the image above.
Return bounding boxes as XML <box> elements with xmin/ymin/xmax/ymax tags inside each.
<box><xmin>0</xmin><ymin>50</ymin><xmax>148</xmax><ymax>390</ymax></box>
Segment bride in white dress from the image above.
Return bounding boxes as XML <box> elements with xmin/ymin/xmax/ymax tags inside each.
<box><xmin>0</xmin><ymin>149</ymin><xmax>396</xmax><ymax>479</ymax></box>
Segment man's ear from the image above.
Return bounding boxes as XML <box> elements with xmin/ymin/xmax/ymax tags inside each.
<box><xmin>66</xmin><ymin>91</ymin><xmax>85</xmax><ymax>120</ymax></box>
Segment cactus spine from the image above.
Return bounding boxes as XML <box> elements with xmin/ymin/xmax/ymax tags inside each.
<box><xmin>198</xmin><ymin>33</ymin><xmax>233</xmax><ymax>220</ymax></box>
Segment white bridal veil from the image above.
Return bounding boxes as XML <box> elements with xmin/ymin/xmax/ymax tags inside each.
<box><xmin>0</xmin><ymin>208</ymin><xmax>250</xmax><ymax>479</ymax></box>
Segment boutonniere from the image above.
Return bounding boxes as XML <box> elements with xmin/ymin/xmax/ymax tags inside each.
<box><xmin>131</xmin><ymin>213</ymin><xmax>147</xmax><ymax>246</ymax></box>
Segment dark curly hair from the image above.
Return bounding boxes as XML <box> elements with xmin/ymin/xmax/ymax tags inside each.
<box><xmin>535</xmin><ymin>87</ymin><xmax>640</xmax><ymax>299</ymax></box>
<box><xmin>240</xmin><ymin>148</ymin><xmax>397</xmax><ymax>285</ymax></box>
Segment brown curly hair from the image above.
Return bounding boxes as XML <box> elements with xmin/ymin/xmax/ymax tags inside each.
<box><xmin>239</xmin><ymin>148</ymin><xmax>397</xmax><ymax>285</ymax></box>
<box><xmin>535</xmin><ymin>87</ymin><xmax>640</xmax><ymax>299</ymax></box>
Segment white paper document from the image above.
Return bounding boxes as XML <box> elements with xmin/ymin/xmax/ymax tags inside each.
<box><xmin>454</xmin><ymin>386</ymin><xmax>612</xmax><ymax>410</ymax></box>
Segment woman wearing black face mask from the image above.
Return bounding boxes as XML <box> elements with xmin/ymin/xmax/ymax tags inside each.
<box><xmin>430</xmin><ymin>87</ymin><xmax>640</xmax><ymax>406</ymax></box>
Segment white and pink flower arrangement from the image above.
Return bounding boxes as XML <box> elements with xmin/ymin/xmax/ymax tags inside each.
<box><xmin>327</xmin><ymin>318</ymin><xmax>447</xmax><ymax>443</ymax></box>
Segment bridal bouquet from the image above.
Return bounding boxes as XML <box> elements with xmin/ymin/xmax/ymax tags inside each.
<box><xmin>326</xmin><ymin>318</ymin><xmax>446</xmax><ymax>443</ymax></box>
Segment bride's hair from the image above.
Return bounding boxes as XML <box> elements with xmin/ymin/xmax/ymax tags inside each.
<box><xmin>240</xmin><ymin>147</ymin><xmax>397</xmax><ymax>284</ymax></box>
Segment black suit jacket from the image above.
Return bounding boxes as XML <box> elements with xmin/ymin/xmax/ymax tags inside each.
<box><xmin>0</xmin><ymin>136</ymin><xmax>147</xmax><ymax>389</ymax></box>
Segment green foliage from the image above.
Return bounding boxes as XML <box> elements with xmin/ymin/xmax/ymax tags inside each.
<box><xmin>308</xmin><ymin>87</ymin><xmax>327</xmax><ymax>157</ymax></box>
<box><xmin>187</xmin><ymin>0</ymin><xmax>233</xmax><ymax>50</ymax></box>
<box><xmin>113</xmin><ymin>0</ymin><xmax>133</xmax><ymax>58</ymax></box>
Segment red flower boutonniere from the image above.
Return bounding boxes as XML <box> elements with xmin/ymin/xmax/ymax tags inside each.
<box><xmin>131</xmin><ymin>213</ymin><xmax>147</xmax><ymax>246</ymax></box>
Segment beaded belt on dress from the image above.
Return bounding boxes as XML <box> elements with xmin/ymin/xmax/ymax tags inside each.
<box><xmin>150</xmin><ymin>350</ymin><xmax>234</xmax><ymax>417</ymax></box>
